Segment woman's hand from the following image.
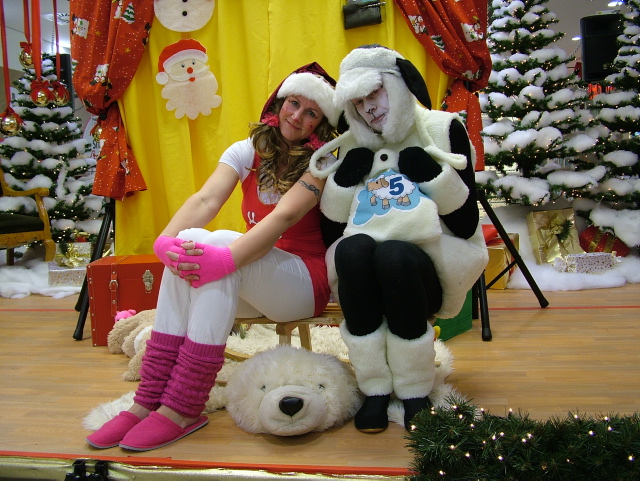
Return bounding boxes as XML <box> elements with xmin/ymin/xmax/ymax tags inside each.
<box><xmin>166</xmin><ymin>241</ymin><xmax>237</xmax><ymax>287</ymax></box>
<box><xmin>153</xmin><ymin>235</ymin><xmax>187</xmax><ymax>271</ymax></box>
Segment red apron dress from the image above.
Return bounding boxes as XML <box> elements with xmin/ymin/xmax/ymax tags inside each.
<box><xmin>241</xmin><ymin>154</ymin><xmax>330</xmax><ymax>316</ymax></box>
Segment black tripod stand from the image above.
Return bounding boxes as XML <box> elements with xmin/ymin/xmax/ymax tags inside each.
<box><xmin>72</xmin><ymin>198</ymin><xmax>115</xmax><ymax>340</ymax></box>
<box><xmin>472</xmin><ymin>189</ymin><xmax>549</xmax><ymax>342</ymax></box>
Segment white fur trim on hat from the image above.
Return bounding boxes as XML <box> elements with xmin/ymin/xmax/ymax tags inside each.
<box><xmin>277</xmin><ymin>72</ymin><xmax>339</xmax><ymax>126</ymax></box>
<box><xmin>335</xmin><ymin>46</ymin><xmax>403</xmax><ymax>107</ymax></box>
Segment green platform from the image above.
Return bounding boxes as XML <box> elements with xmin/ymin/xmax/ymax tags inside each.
<box><xmin>434</xmin><ymin>290</ymin><xmax>472</xmax><ymax>341</ymax></box>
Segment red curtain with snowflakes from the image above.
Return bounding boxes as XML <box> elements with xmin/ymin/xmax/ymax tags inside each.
<box><xmin>70</xmin><ymin>0</ymin><xmax>154</xmax><ymax>199</ymax></box>
<box><xmin>393</xmin><ymin>0</ymin><xmax>491</xmax><ymax>170</ymax></box>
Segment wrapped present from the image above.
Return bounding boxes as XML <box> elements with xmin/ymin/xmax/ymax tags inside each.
<box><xmin>482</xmin><ymin>224</ymin><xmax>498</xmax><ymax>243</ymax></box>
<box><xmin>48</xmin><ymin>262</ymin><xmax>86</xmax><ymax>286</ymax></box>
<box><xmin>485</xmin><ymin>233</ymin><xmax>519</xmax><ymax>289</ymax></box>
<box><xmin>553</xmin><ymin>252</ymin><xmax>620</xmax><ymax>274</ymax></box>
<box><xmin>579</xmin><ymin>225</ymin><xmax>630</xmax><ymax>257</ymax></box>
<box><xmin>526</xmin><ymin>208</ymin><xmax>583</xmax><ymax>264</ymax></box>
<box><xmin>54</xmin><ymin>241</ymin><xmax>92</xmax><ymax>268</ymax></box>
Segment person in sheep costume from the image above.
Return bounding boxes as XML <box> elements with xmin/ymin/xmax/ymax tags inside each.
<box><xmin>310</xmin><ymin>45</ymin><xmax>488</xmax><ymax>433</ymax></box>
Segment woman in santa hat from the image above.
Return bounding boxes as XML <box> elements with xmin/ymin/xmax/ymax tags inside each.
<box><xmin>87</xmin><ymin>63</ymin><xmax>340</xmax><ymax>451</ymax></box>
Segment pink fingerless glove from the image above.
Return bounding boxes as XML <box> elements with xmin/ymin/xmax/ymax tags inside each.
<box><xmin>153</xmin><ymin>235</ymin><xmax>185</xmax><ymax>270</ymax></box>
<box><xmin>179</xmin><ymin>243</ymin><xmax>237</xmax><ymax>288</ymax></box>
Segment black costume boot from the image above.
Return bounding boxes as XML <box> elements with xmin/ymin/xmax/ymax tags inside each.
<box><xmin>355</xmin><ymin>394</ymin><xmax>391</xmax><ymax>432</ymax></box>
<box><xmin>402</xmin><ymin>396</ymin><xmax>433</xmax><ymax>431</ymax></box>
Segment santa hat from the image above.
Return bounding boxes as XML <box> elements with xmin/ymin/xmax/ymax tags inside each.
<box><xmin>156</xmin><ymin>39</ymin><xmax>208</xmax><ymax>85</ymax></box>
<box><xmin>277</xmin><ymin>72</ymin><xmax>340</xmax><ymax>127</ymax></box>
<box><xmin>261</xmin><ymin>62</ymin><xmax>340</xmax><ymax>127</ymax></box>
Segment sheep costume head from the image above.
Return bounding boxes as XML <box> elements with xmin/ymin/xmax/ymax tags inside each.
<box><xmin>335</xmin><ymin>44</ymin><xmax>431</xmax><ymax>150</ymax></box>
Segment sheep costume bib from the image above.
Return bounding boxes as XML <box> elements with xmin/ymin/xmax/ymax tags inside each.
<box><xmin>310</xmin><ymin>47</ymin><xmax>488</xmax><ymax>320</ymax></box>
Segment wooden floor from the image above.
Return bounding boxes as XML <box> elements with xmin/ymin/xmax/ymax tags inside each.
<box><xmin>0</xmin><ymin>284</ymin><xmax>639</xmax><ymax>479</ymax></box>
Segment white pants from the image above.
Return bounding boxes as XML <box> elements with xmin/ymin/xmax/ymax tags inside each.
<box><xmin>153</xmin><ymin>228</ymin><xmax>315</xmax><ymax>345</ymax></box>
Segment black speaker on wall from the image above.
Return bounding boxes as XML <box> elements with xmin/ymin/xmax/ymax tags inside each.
<box><xmin>580</xmin><ymin>13</ymin><xmax>623</xmax><ymax>82</ymax></box>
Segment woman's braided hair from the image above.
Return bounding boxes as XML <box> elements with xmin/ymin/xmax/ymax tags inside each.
<box><xmin>249</xmin><ymin>98</ymin><xmax>336</xmax><ymax>196</ymax></box>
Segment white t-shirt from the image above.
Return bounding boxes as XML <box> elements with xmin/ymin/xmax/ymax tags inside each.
<box><xmin>219</xmin><ymin>138</ymin><xmax>255</xmax><ymax>183</ymax></box>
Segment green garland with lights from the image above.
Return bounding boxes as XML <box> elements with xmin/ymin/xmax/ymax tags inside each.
<box><xmin>406</xmin><ymin>395</ymin><xmax>640</xmax><ymax>480</ymax></box>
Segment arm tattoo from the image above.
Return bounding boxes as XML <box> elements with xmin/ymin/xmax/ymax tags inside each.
<box><xmin>298</xmin><ymin>180</ymin><xmax>321</xmax><ymax>204</ymax></box>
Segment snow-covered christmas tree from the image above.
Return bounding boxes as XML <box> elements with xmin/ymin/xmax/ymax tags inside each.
<box><xmin>569</xmin><ymin>0</ymin><xmax>640</xmax><ymax>250</ymax></box>
<box><xmin>478</xmin><ymin>0</ymin><xmax>595</xmax><ymax>206</ymax></box>
<box><xmin>0</xmin><ymin>53</ymin><xmax>105</xmax><ymax>247</ymax></box>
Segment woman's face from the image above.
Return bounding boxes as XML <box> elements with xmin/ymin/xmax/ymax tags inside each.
<box><xmin>278</xmin><ymin>96</ymin><xmax>325</xmax><ymax>145</ymax></box>
<box><xmin>351</xmin><ymin>85</ymin><xmax>389</xmax><ymax>132</ymax></box>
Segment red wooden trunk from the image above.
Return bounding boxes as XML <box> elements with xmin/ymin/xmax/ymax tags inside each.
<box><xmin>87</xmin><ymin>255</ymin><xmax>164</xmax><ymax>346</ymax></box>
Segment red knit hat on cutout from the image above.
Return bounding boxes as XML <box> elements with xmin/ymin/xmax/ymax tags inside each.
<box><xmin>156</xmin><ymin>39</ymin><xmax>208</xmax><ymax>85</ymax></box>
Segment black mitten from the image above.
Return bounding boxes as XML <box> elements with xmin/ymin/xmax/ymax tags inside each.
<box><xmin>334</xmin><ymin>147</ymin><xmax>375</xmax><ymax>188</ymax></box>
<box><xmin>398</xmin><ymin>146</ymin><xmax>442</xmax><ymax>183</ymax></box>
<box><xmin>320</xmin><ymin>215</ymin><xmax>347</xmax><ymax>248</ymax></box>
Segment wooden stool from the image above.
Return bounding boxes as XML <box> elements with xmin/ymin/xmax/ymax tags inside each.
<box><xmin>224</xmin><ymin>304</ymin><xmax>441</xmax><ymax>367</ymax></box>
<box><xmin>225</xmin><ymin>303</ymin><xmax>344</xmax><ymax>362</ymax></box>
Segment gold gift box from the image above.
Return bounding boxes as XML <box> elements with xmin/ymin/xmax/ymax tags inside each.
<box><xmin>526</xmin><ymin>208</ymin><xmax>583</xmax><ymax>264</ymax></box>
<box><xmin>484</xmin><ymin>233</ymin><xmax>519</xmax><ymax>289</ymax></box>
<box><xmin>54</xmin><ymin>242</ymin><xmax>92</xmax><ymax>268</ymax></box>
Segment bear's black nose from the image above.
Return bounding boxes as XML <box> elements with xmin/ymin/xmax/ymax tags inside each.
<box><xmin>380</xmin><ymin>154</ymin><xmax>388</xmax><ymax>161</ymax></box>
<box><xmin>279</xmin><ymin>396</ymin><xmax>304</xmax><ymax>416</ymax></box>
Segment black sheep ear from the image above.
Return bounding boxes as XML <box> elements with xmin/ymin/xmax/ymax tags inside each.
<box><xmin>396</xmin><ymin>58</ymin><xmax>431</xmax><ymax>109</ymax></box>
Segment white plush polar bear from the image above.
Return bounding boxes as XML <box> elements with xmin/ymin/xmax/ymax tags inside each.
<box><xmin>225</xmin><ymin>345</ymin><xmax>362</xmax><ymax>436</ymax></box>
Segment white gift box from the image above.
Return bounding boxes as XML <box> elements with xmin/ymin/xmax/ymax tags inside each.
<box><xmin>553</xmin><ymin>252</ymin><xmax>619</xmax><ymax>274</ymax></box>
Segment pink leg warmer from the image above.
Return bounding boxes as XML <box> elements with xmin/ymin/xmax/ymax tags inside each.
<box><xmin>133</xmin><ymin>331</ymin><xmax>185</xmax><ymax>411</ymax></box>
<box><xmin>160</xmin><ymin>338</ymin><xmax>226</xmax><ymax>418</ymax></box>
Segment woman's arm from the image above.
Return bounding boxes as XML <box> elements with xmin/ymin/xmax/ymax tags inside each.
<box><xmin>161</xmin><ymin>163</ymin><xmax>240</xmax><ymax>237</ymax></box>
<box><xmin>228</xmin><ymin>171</ymin><xmax>326</xmax><ymax>268</ymax></box>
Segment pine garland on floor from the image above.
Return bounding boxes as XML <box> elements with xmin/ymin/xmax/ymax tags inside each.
<box><xmin>406</xmin><ymin>395</ymin><xmax>640</xmax><ymax>480</ymax></box>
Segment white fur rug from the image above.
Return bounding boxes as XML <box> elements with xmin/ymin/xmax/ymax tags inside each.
<box><xmin>83</xmin><ymin>324</ymin><xmax>461</xmax><ymax>431</ymax></box>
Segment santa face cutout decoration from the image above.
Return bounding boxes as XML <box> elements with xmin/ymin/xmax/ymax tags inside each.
<box><xmin>156</xmin><ymin>39</ymin><xmax>222</xmax><ymax>120</ymax></box>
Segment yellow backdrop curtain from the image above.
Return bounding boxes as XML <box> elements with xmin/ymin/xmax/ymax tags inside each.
<box><xmin>115</xmin><ymin>0</ymin><xmax>451</xmax><ymax>254</ymax></box>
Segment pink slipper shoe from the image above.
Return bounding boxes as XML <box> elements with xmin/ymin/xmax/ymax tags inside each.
<box><xmin>86</xmin><ymin>411</ymin><xmax>142</xmax><ymax>449</ymax></box>
<box><xmin>119</xmin><ymin>411</ymin><xmax>209</xmax><ymax>451</ymax></box>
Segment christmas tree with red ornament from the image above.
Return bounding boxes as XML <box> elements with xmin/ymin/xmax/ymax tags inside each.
<box><xmin>0</xmin><ymin>48</ymin><xmax>104</xmax><ymax>247</ymax></box>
